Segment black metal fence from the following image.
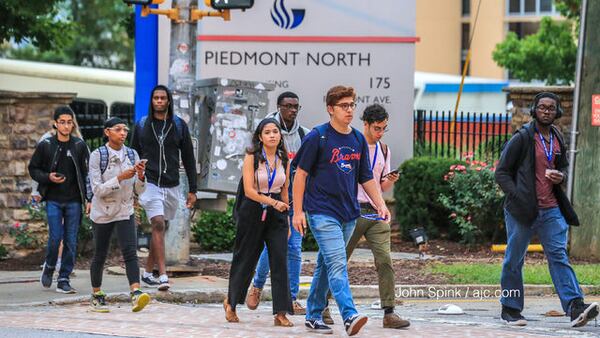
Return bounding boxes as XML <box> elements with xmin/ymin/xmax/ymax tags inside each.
<box><xmin>414</xmin><ymin>110</ymin><xmax>512</xmax><ymax>162</ymax></box>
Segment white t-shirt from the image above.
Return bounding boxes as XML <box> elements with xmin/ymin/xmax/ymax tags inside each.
<box><xmin>357</xmin><ymin>142</ymin><xmax>391</xmax><ymax>207</ymax></box>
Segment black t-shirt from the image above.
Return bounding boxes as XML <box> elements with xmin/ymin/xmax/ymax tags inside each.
<box><xmin>45</xmin><ymin>141</ymin><xmax>81</xmax><ymax>203</ymax></box>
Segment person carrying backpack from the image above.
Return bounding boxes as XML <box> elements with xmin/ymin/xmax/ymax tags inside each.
<box><xmin>88</xmin><ymin>117</ymin><xmax>150</xmax><ymax>313</ymax></box>
<box><xmin>292</xmin><ymin>86</ymin><xmax>391</xmax><ymax>336</ymax></box>
<box><xmin>130</xmin><ymin>85</ymin><xmax>198</xmax><ymax>291</ymax></box>
<box><xmin>224</xmin><ymin>118</ymin><xmax>293</xmax><ymax>327</ymax></box>
<box><xmin>246</xmin><ymin>91</ymin><xmax>310</xmax><ymax>315</ymax></box>
<box><xmin>495</xmin><ymin>92</ymin><xmax>598</xmax><ymax>327</ymax></box>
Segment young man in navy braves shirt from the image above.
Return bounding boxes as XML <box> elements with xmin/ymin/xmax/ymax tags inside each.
<box><xmin>292</xmin><ymin>86</ymin><xmax>391</xmax><ymax>336</ymax></box>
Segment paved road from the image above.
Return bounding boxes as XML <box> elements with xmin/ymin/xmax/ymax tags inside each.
<box><xmin>1</xmin><ymin>297</ymin><xmax>599</xmax><ymax>337</ymax></box>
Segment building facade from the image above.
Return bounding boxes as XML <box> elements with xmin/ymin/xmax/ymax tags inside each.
<box><xmin>416</xmin><ymin>0</ymin><xmax>562</xmax><ymax>79</ymax></box>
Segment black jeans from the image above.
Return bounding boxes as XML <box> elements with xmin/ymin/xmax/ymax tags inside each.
<box><xmin>227</xmin><ymin>196</ymin><xmax>292</xmax><ymax>314</ymax></box>
<box><xmin>90</xmin><ymin>215</ymin><xmax>140</xmax><ymax>288</ymax></box>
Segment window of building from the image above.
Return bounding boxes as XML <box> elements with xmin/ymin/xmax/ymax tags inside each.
<box><xmin>507</xmin><ymin>0</ymin><xmax>556</xmax><ymax>16</ymax></box>
<box><xmin>540</xmin><ymin>0</ymin><xmax>552</xmax><ymax>12</ymax></box>
<box><xmin>460</xmin><ymin>23</ymin><xmax>471</xmax><ymax>75</ymax></box>
<box><xmin>508</xmin><ymin>21</ymin><xmax>540</xmax><ymax>39</ymax></box>
<box><xmin>462</xmin><ymin>0</ymin><xmax>470</xmax><ymax>16</ymax></box>
<box><xmin>509</xmin><ymin>0</ymin><xmax>521</xmax><ymax>14</ymax></box>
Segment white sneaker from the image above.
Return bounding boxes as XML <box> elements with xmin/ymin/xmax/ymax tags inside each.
<box><xmin>158</xmin><ymin>275</ymin><xmax>170</xmax><ymax>291</ymax></box>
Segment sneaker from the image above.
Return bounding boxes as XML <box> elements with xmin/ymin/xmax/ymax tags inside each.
<box><xmin>570</xmin><ymin>299</ymin><xmax>599</xmax><ymax>327</ymax></box>
<box><xmin>158</xmin><ymin>275</ymin><xmax>170</xmax><ymax>291</ymax></box>
<box><xmin>131</xmin><ymin>289</ymin><xmax>151</xmax><ymax>313</ymax></box>
<box><xmin>344</xmin><ymin>314</ymin><xmax>368</xmax><ymax>336</ymax></box>
<box><xmin>246</xmin><ymin>286</ymin><xmax>262</xmax><ymax>310</ymax></box>
<box><xmin>90</xmin><ymin>291</ymin><xmax>110</xmax><ymax>313</ymax></box>
<box><xmin>141</xmin><ymin>274</ymin><xmax>160</xmax><ymax>288</ymax></box>
<box><xmin>383</xmin><ymin>312</ymin><xmax>410</xmax><ymax>329</ymax></box>
<box><xmin>322</xmin><ymin>307</ymin><xmax>334</xmax><ymax>325</ymax></box>
<box><xmin>501</xmin><ymin>305</ymin><xmax>527</xmax><ymax>326</ymax></box>
<box><xmin>305</xmin><ymin>319</ymin><xmax>333</xmax><ymax>334</ymax></box>
<box><xmin>292</xmin><ymin>300</ymin><xmax>306</xmax><ymax>315</ymax></box>
<box><xmin>40</xmin><ymin>262</ymin><xmax>54</xmax><ymax>288</ymax></box>
<box><xmin>56</xmin><ymin>281</ymin><xmax>77</xmax><ymax>294</ymax></box>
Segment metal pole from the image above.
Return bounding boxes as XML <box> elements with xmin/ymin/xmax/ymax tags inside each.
<box><xmin>165</xmin><ymin>0</ymin><xmax>196</xmax><ymax>265</ymax></box>
<box><xmin>566</xmin><ymin>0</ymin><xmax>587</xmax><ymax>201</ymax></box>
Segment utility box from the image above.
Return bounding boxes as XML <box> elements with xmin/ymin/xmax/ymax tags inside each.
<box><xmin>192</xmin><ymin>78</ymin><xmax>275</xmax><ymax>194</ymax></box>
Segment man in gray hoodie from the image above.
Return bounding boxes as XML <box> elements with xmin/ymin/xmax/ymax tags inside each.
<box><xmin>246</xmin><ymin>91</ymin><xmax>310</xmax><ymax>315</ymax></box>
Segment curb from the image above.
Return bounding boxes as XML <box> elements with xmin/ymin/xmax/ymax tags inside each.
<box><xmin>3</xmin><ymin>284</ymin><xmax>599</xmax><ymax>309</ymax></box>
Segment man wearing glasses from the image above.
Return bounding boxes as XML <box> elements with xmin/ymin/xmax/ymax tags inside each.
<box><xmin>28</xmin><ymin>106</ymin><xmax>92</xmax><ymax>294</ymax></box>
<box><xmin>292</xmin><ymin>86</ymin><xmax>391</xmax><ymax>335</ymax></box>
<box><xmin>496</xmin><ymin>92</ymin><xmax>598</xmax><ymax>327</ymax></box>
<box><xmin>246</xmin><ymin>91</ymin><xmax>311</xmax><ymax>315</ymax></box>
<box><xmin>339</xmin><ymin>104</ymin><xmax>409</xmax><ymax>329</ymax></box>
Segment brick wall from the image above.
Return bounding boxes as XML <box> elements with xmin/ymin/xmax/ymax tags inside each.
<box><xmin>0</xmin><ymin>91</ymin><xmax>75</xmax><ymax>257</ymax></box>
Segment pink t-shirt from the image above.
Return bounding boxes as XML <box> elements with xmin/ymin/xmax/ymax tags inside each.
<box><xmin>357</xmin><ymin>142</ymin><xmax>391</xmax><ymax>207</ymax></box>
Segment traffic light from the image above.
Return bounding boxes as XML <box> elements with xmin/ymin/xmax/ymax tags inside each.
<box><xmin>210</xmin><ymin>0</ymin><xmax>254</xmax><ymax>10</ymax></box>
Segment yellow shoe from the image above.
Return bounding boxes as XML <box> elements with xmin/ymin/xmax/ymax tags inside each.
<box><xmin>131</xmin><ymin>289</ymin><xmax>151</xmax><ymax>312</ymax></box>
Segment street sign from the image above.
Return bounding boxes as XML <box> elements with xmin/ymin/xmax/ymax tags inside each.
<box><xmin>191</xmin><ymin>0</ymin><xmax>417</xmax><ymax>168</ymax></box>
<box><xmin>592</xmin><ymin>94</ymin><xmax>600</xmax><ymax>126</ymax></box>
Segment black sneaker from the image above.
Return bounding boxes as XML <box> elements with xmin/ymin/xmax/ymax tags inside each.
<box><xmin>305</xmin><ymin>319</ymin><xmax>333</xmax><ymax>334</ymax></box>
<box><xmin>141</xmin><ymin>275</ymin><xmax>160</xmax><ymax>288</ymax></box>
<box><xmin>40</xmin><ymin>262</ymin><xmax>54</xmax><ymax>288</ymax></box>
<box><xmin>570</xmin><ymin>298</ymin><xmax>599</xmax><ymax>327</ymax></box>
<box><xmin>131</xmin><ymin>289</ymin><xmax>151</xmax><ymax>313</ymax></box>
<box><xmin>56</xmin><ymin>281</ymin><xmax>77</xmax><ymax>294</ymax></box>
<box><xmin>501</xmin><ymin>305</ymin><xmax>527</xmax><ymax>326</ymax></box>
<box><xmin>90</xmin><ymin>291</ymin><xmax>109</xmax><ymax>313</ymax></box>
<box><xmin>344</xmin><ymin>314</ymin><xmax>368</xmax><ymax>336</ymax></box>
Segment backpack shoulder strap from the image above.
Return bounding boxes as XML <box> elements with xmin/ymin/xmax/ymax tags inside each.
<box><xmin>298</xmin><ymin>126</ymin><xmax>306</xmax><ymax>141</ymax></box>
<box><xmin>380</xmin><ymin>141</ymin><xmax>389</xmax><ymax>164</ymax></box>
<box><xmin>125</xmin><ymin>147</ymin><xmax>136</xmax><ymax>166</ymax></box>
<box><xmin>99</xmin><ymin>145</ymin><xmax>109</xmax><ymax>175</ymax></box>
<box><xmin>172</xmin><ymin>115</ymin><xmax>185</xmax><ymax>143</ymax></box>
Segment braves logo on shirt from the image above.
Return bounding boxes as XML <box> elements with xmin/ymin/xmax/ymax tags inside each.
<box><xmin>330</xmin><ymin>146</ymin><xmax>361</xmax><ymax>174</ymax></box>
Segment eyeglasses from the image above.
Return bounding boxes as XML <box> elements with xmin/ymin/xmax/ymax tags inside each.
<box><xmin>107</xmin><ymin>127</ymin><xmax>130</xmax><ymax>133</ymax></box>
<box><xmin>56</xmin><ymin>120</ymin><xmax>74</xmax><ymax>126</ymax></box>
<box><xmin>372</xmin><ymin>126</ymin><xmax>389</xmax><ymax>133</ymax></box>
<box><xmin>279</xmin><ymin>104</ymin><xmax>301</xmax><ymax>111</ymax></box>
<box><xmin>536</xmin><ymin>105</ymin><xmax>557</xmax><ymax>113</ymax></box>
<box><xmin>333</xmin><ymin>102</ymin><xmax>356</xmax><ymax>111</ymax></box>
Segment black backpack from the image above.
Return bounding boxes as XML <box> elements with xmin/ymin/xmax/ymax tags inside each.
<box><xmin>232</xmin><ymin>155</ymin><xmax>260</xmax><ymax>222</ymax></box>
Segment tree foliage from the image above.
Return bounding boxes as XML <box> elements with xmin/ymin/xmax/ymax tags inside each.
<box><xmin>0</xmin><ymin>0</ymin><xmax>74</xmax><ymax>51</ymax></box>
<box><xmin>492</xmin><ymin>17</ymin><xmax>577</xmax><ymax>85</ymax></box>
<box><xmin>1</xmin><ymin>0</ymin><xmax>135</xmax><ymax>70</ymax></box>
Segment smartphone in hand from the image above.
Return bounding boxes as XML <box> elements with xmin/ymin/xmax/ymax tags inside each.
<box><xmin>383</xmin><ymin>169</ymin><xmax>400</xmax><ymax>179</ymax></box>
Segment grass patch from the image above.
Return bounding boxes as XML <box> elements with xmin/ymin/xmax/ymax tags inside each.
<box><xmin>428</xmin><ymin>263</ymin><xmax>600</xmax><ymax>285</ymax></box>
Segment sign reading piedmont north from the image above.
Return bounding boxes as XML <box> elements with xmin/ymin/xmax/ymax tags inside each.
<box><xmin>592</xmin><ymin>94</ymin><xmax>600</xmax><ymax>127</ymax></box>
<box><xmin>194</xmin><ymin>0</ymin><xmax>417</xmax><ymax>168</ymax></box>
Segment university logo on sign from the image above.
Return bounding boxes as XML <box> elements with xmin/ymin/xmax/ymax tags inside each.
<box><xmin>270</xmin><ymin>0</ymin><xmax>305</xmax><ymax>29</ymax></box>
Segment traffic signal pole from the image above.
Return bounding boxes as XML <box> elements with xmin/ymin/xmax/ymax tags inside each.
<box><xmin>127</xmin><ymin>0</ymin><xmax>240</xmax><ymax>266</ymax></box>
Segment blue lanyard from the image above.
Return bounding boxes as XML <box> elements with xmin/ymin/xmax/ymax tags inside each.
<box><xmin>537</xmin><ymin>130</ymin><xmax>554</xmax><ymax>166</ymax></box>
<box><xmin>262</xmin><ymin>148</ymin><xmax>278</xmax><ymax>194</ymax></box>
<box><xmin>371</xmin><ymin>142</ymin><xmax>379</xmax><ymax>171</ymax></box>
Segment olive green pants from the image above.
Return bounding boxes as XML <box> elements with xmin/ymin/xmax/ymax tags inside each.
<box><xmin>346</xmin><ymin>207</ymin><xmax>396</xmax><ymax>308</ymax></box>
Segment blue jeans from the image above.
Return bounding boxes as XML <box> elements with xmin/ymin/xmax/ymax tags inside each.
<box><xmin>45</xmin><ymin>201</ymin><xmax>81</xmax><ymax>282</ymax></box>
<box><xmin>500</xmin><ymin>207</ymin><xmax>583</xmax><ymax>313</ymax></box>
<box><xmin>305</xmin><ymin>213</ymin><xmax>358</xmax><ymax>322</ymax></box>
<box><xmin>253</xmin><ymin>215</ymin><xmax>303</xmax><ymax>300</ymax></box>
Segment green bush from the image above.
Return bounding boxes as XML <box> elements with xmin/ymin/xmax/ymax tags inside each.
<box><xmin>302</xmin><ymin>225</ymin><xmax>318</xmax><ymax>251</ymax></box>
<box><xmin>394</xmin><ymin>157</ymin><xmax>465</xmax><ymax>240</ymax></box>
<box><xmin>414</xmin><ymin>140</ymin><xmax>459</xmax><ymax>158</ymax></box>
<box><xmin>192</xmin><ymin>199</ymin><xmax>236</xmax><ymax>252</ymax></box>
<box><xmin>0</xmin><ymin>243</ymin><xmax>8</xmax><ymax>260</ymax></box>
<box><xmin>438</xmin><ymin>160</ymin><xmax>505</xmax><ymax>245</ymax></box>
